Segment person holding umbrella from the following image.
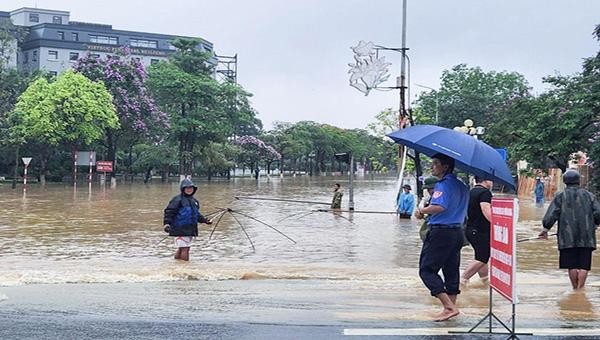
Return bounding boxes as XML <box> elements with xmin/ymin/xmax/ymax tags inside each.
<box><xmin>415</xmin><ymin>153</ymin><xmax>469</xmax><ymax>321</ymax></box>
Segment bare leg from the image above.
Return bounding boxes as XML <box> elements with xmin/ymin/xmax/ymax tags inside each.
<box><xmin>434</xmin><ymin>292</ymin><xmax>459</xmax><ymax>322</ymax></box>
<box><xmin>576</xmin><ymin>269</ymin><xmax>589</xmax><ymax>289</ymax></box>
<box><xmin>180</xmin><ymin>247</ymin><xmax>190</xmax><ymax>261</ymax></box>
<box><xmin>461</xmin><ymin>260</ymin><xmax>486</xmax><ymax>283</ymax></box>
<box><xmin>477</xmin><ymin>264</ymin><xmax>489</xmax><ymax>280</ymax></box>
<box><xmin>174</xmin><ymin>248</ymin><xmax>181</xmax><ymax>260</ymax></box>
<box><xmin>568</xmin><ymin>269</ymin><xmax>579</xmax><ymax>289</ymax></box>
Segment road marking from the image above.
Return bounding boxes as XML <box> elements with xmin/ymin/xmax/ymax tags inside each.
<box><xmin>343</xmin><ymin>327</ymin><xmax>600</xmax><ymax>336</ymax></box>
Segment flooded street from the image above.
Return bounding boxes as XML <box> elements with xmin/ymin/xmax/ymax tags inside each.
<box><xmin>1</xmin><ymin>176</ymin><xmax>599</xmax><ymax>338</ymax></box>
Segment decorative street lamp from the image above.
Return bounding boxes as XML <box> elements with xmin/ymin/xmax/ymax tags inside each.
<box><xmin>454</xmin><ymin>119</ymin><xmax>485</xmax><ymax>139</ymax></box>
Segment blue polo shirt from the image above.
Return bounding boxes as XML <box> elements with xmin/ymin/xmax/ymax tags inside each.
<box><xmin>428</xmin><ymin>173</ymin><xmax>469</xmax><ymax>226</ymax></box>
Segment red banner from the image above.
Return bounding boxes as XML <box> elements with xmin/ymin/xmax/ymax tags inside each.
<box><xmin>489</xmin><ymin>197</ymin><xmax>518</xmax><ymax>303</ymax></box>
<box><xmin>96</xmin><ymin>161</ymin><xmax>113</xmax><ymax>173</ymax></box>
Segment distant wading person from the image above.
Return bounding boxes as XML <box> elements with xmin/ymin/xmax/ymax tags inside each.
<box><xmin>163</xmin><ymin>178</ymin><xmax>212</xmax><ymax>261</ymax></box>
<box><xmin>461</xmin><ymin>177</ymin><xmax>493</xmax><ymax>286</ymax></box>
<box><xmin>535</xmin><ymin>177</ymin><xmax>545</xmax><ymax>208</ymax></box>
<box><xmin>414</xmin><ymin>153</ymin><xmax>469</xmax><ymax>322</ymax></box>
<box><xmin>331</xmin><ymin>183</ymin><xmax>343</xmax><ymax>209</ymax></box>
<box><xmin>397</xmin><ymin>184</ymin><xmax>415</xmax><ymax>219</ymax></box>
<box><xmin>540</xmin><ymin>170</ymin><xmax>600</xmax><ymax>290</ymax></box>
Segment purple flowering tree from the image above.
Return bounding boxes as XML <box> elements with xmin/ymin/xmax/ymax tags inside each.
<box><xmin>236</xmin><ymin>135</ymin><xmax>281</xmax><ymax>177</ymax></box>
<box><xmin>73</xmin><ymin>48</ymin><xmax>168</xmax><ymax>179</ymax></box>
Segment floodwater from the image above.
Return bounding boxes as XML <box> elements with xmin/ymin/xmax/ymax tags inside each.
<box><xmin>0</xmin><ymin>176</ymin><xmax>599</xmax><ymax>339</ymax></box>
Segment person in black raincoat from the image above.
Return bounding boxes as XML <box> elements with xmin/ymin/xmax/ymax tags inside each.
<box><xmin>540</xmin><ymin>170</ymin><xmax>600</xmax><ymax>289</ymax></box>
<box><xmin>163</xmin><ymin>178</ymin><xmax>212</xmax><ymax>261</ymax></box>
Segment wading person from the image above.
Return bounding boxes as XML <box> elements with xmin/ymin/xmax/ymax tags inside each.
<box><xmin>331</xmin><ymin>183</ymin><xmax>343</xmax><ymax>209</ymax></box>
<box><xmin>414</xmin><ymin>153</ymin><xmax>469</xmax><ymax>321</ymax></box>
<box><xmin>461</xmin><ymin>177</ymin><xmax>493</xmax><ymax>286</ymax></box>
<box><xmin>534</xmin><ymin>176</ymin><xmax>545</xmax><ymax>208</ymax></box>
<box><xmin>163</xmin><ymin>178</ymin><xmax>212</xmax><ymax>261</ymax></box>
<box><xmin>540</xmin><ymin>170</ymin><xmax>600</xmax><ymax>290</ymax></box>
<box><xmin>397</xmin><ymin>184</ymin><xmax>415</xmax><ymax>219</ymax></box>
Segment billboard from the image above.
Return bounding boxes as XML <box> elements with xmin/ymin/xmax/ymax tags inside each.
<box><xmin>96</xmin><ymin>161</ymin><xmax>113</xmax><ymax>173</ymax></box>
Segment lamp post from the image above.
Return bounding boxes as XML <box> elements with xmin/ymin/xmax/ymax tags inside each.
<box><xmin>335</xmin><ymin>153</ymin><xmax>354</xmax><ymax>211</ymax></box>
<box><xmin>414</xmin><ymin>83</ymin><xmax>439</xmax><ymax>124</ymax></box>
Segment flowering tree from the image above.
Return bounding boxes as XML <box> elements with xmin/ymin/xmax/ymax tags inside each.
<box><xmin>73</xmin><ymin>48</ymin><xmax>168</xmax><ymax>178</ymax></box>
<box><xmin>236</xmin><ymin>135</ymin><xmax>281</xmax><ymax>176</ymax></box>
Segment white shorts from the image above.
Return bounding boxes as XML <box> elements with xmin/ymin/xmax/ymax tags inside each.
<box><xmin>173</xmin><ymin>236</ymin><xmax>194</xmax><ymax>248</ymax></box>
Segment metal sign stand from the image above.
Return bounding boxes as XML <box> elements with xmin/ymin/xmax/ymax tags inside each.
<box><xmin>450</xmin><ymin>289</ymin><xmax>529</xmax><ymax>338</ymax></box>
<box><xmin>451</xmin><ymin>198</ymin><xmax>531</xmax><ymax>339</ymax></box>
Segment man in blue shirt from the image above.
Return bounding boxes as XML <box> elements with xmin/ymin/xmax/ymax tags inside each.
<box><xmin>397</xmin><ymin>184</ymin><xmax>415</xmax><ymax>218</ymax></box>
<box><xmin>414</xmin><ymin>153</ymin><xmax>469</xmax><ymax>322</ymax></box>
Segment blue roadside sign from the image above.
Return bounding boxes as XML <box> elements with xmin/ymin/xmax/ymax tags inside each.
<box><xmin>496</xmin><ymin>148</ymin><xmax>507</xmax><ymax>161</ymax></box>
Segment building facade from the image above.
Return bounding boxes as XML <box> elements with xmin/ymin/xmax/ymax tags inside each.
<box><xmin>1</xmin><ymin>7</ymin><xmax>214</xmax><ymax>76</ymax></box>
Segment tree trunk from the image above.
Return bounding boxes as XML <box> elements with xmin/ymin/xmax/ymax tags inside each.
<box><xmin>178</xmin><ymin>136</ymin><xmax>185</xmax><ymax>178</ymax></box>
<box><xmin>12</xmin><ymin>146</ymin><xmax>19</xmax><ymax>189</ymax></box>
<box><xmin>161</xmin><ymin>167</ymin><xmax>168</xmax><ymax>183</ymax></box>
<box><xmin>127</xmin><ymin>145</ymin><xmax>134</xmax><ymax>182</ymax></box>
<box><xmin>40</xmin><ymin>156</ymin><xmax>48</xmax><ymax>186</ymax></box>
<box><xmin>107</xmin><ymin>131</ymin><xmax>117</xmax><ymax>180</ymax></box>
<box><xmin>144</xmin><ymin>168</ymin><xmax>151</xmax><ymax>183</ymax></box>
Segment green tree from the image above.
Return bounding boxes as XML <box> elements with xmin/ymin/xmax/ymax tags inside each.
<box><xmin>147</xmin><ymin>38</ymin><xmax>261</xmax><ymax>178</ymax></box>
<box><xmin>414</xmin><ymin>64</ymin><xmax>530</xmax><ymax>130</ymax></box>
<box><xmin>8</xmin><ymin>71</ymin><xmax>118</xmax><ymax>183</ymax></box>
<box><xmin>584</xmin><ymin>25</ymin><xmax>600</xmax><ymax>193</ymax></box>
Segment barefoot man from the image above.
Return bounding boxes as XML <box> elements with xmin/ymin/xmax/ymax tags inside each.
<box><xmin>415</xmin><ymin>153</ymin><xmax>469</xmax><ymax>321</ymax></box>
<box><xmin>540</xmin><ymin>170</ymin><xmax>600</xmax><ymax>290</ymax></box>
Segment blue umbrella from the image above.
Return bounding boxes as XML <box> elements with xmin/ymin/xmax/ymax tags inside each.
<box><xmin>387</xmin><ymin>125</ymin><xmax>515</xmax><ymax>190</ymax></box>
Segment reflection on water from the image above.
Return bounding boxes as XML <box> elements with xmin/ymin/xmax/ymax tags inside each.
<box><xmin>558</xmin><ymin>290</ymin><xmax>597</xmax><ymax>321</ymax></box>
<box><xmin>0</xmin><ymin>176</ymin><xmax>599</xmax><ymax>330</ymax></box>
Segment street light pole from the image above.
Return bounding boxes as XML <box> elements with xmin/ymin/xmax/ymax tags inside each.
<box><xmin>414</xmin><ymin>83</ymin><xmax>439</xmax><ymax>124</ymax></box>
<box><xmin>349</xmin><ymin>154</ymin><xmax>354</xmax><ymax>211</ymax></box>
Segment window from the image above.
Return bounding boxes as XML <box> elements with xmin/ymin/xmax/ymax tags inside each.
<box><xmin>167</xmin><ymin>42</ymin><xmax>177</xmax><ymax>51</ymax></box>
<box><xmin>72</xmin><ymin>33</ymin><xmax>79</xmax><ymax>41</ymax></box>
<box><xmin>69</xmin><ymin>52</ymin><xmax>79</xmax><ymax>61</ymax></box>
<box><xmin>150</xmin><ymin>59</ymin><xmax>159</xmax><ymax>65</ymax></box>
<box><xmin>58</xmin><ymin>31</ymin><xmax>65</xmax><ymax>40</ymax></box>
<box><xmin>130</xmin><ymin>39</ymin><xmax>158</xmax><ymax>49</ymax></box>
<box><xmin>48</xmin><ymin>50</ymin><xmax>58</xmax><ymax>60</ymax></box>
<box><xmin>23</xmin><ymin>52</ymin><xmax>29</xmax><ymax>63</ymax></box>
<box><xmin>29</xmin><ymin>13</ymin><xmax>39</xmax><ymax>23</ymax></box>
<box><xmin>90</xmin><ymin>53</ymin><xmax>100</xmax><ymax>59</ymax></box>
<box><xmin>89</xmin><ymin>35</ymin><xmax>118</xmax><ymax>45</ymax></box>
<box><xmin>52</xmin><ymin>16</ymin><xmax>62</xmax><ymax>24</ymax></box>
<box><xmin>32</xmin><ymin>50</ymin><xmax>38</xmax><ymax>62</ymax></box>
<box><xmin>131</xmin><ymin>57</ymin><xmax>141</xmax><ymax>62</ymax></box>
<box><xmin>49</xmin><ymin>71</ymin><xmax>58</xmax><ymax>77</ymax></box>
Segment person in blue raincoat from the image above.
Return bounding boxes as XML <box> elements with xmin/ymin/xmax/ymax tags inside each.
<box><xmin>534</xmin><ymin>177</ymin><xmax>545</xmax><ymax>207</ymax></box>
<box><xmin>163</xmin><ymin>178</ymin><xmax>212</xmax><ymax>261</ymax></box>
<box><xmin>397</xmin><ymin>184</ymin><xmax>415</xmax><ymax>218</ymax></box>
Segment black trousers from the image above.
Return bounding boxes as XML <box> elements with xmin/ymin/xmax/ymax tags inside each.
<box><xmin>419</xmin><ymin>227</ymin><xmax>464</xmax><ymax>296</ymax></box>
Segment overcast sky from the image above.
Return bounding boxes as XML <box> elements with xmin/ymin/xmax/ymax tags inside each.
<box><xmin>4</xmin><ymin>0</ymin><xmax>600</xmax><ymax>130</ymax></box>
